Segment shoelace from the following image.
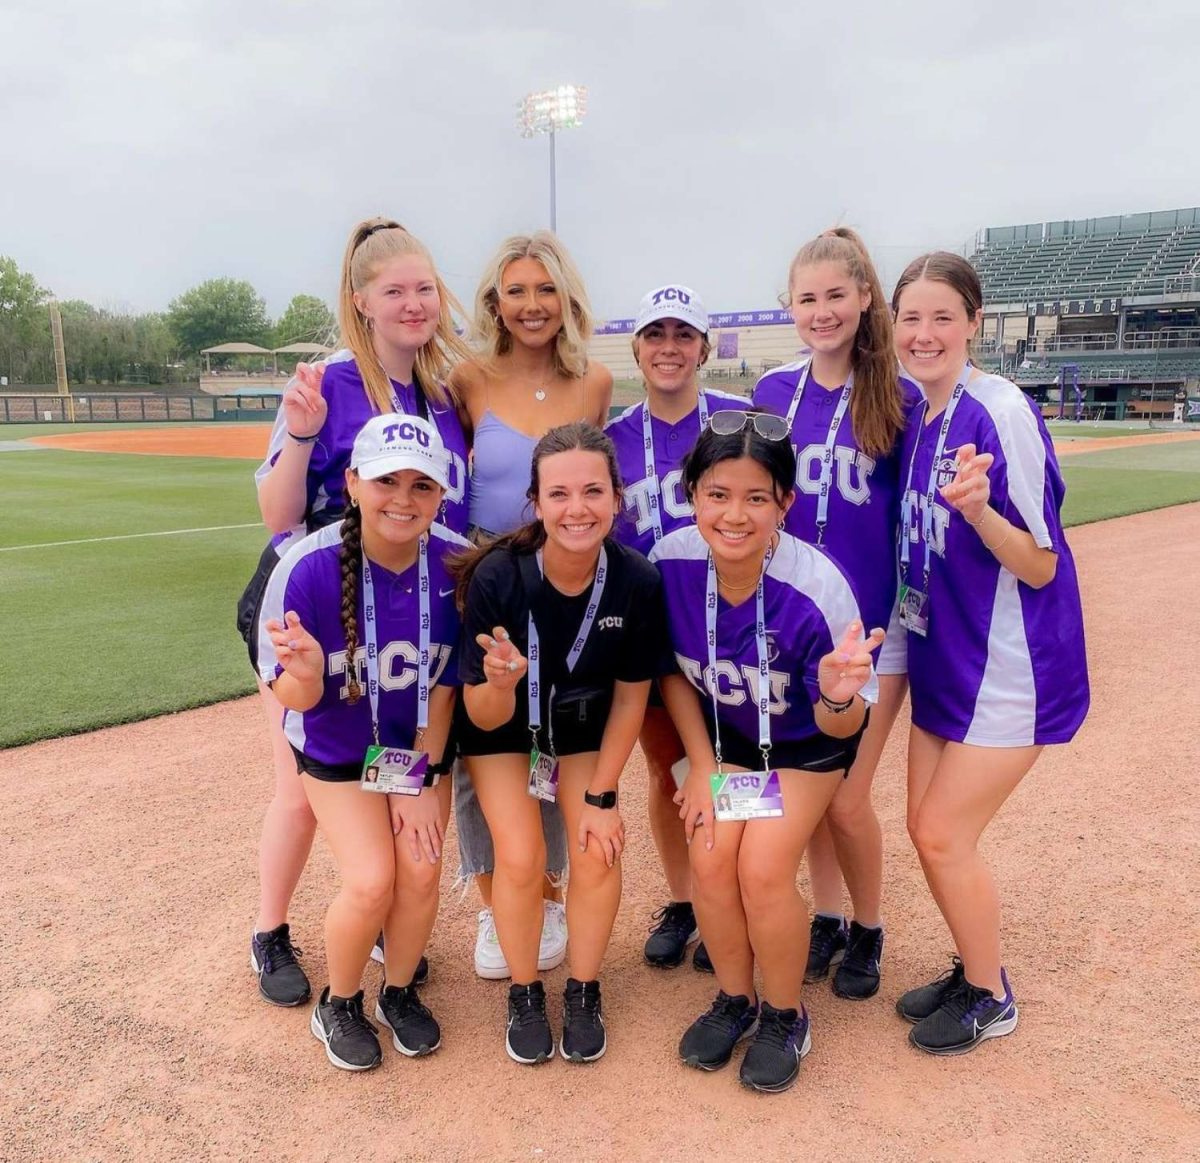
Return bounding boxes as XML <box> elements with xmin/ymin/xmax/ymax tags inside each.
<box><xmin>843</xmin><ymin>926</ymin><xmax>879</xmax><ymax>966</ymax></box>
<box><xmin>699</xmin><ymin>992</ymin><xmax>751</xmax><ymax>1034</ymax></box>
<box><xmin>384</xmin><ymin>987</ymin><xmax>432</xmax><ymax>1022</ymax></box>
<box><xmin>259</xmin><ymin>932</ymin><xmax>303</xmax><ymax>974</ymax></box>
<box><xmin>939</xmin><ymin>977</ymin><xmax>997</xmax><ymax>1025</ymax></box>
<box><xmin>928</xmin><ymin>956</ymin><xmax>965</xmax><ymax>991</ymax></box>
<box><xmin>564</xmin><ymin>986</ymin><xmax>601</xmax><ymax>1025</ymax></box>
<box><xmin>754</xmin><ymin>1008</ymin><xmax>799</xmax><ymax>1052</ymax></box>
<box><xmin>648</xmin><ymin>903</ymin><xmax>695</xmax><ymax>937</ymax></box>
<box><xmin>332</xmin><ymin>997</ymin><xmax>377</xmax><ymax>1040</ymax></box>
<box><xmin>510</xmin><ymin>989</ymin><xmax>547</xmax><ymax>1029</ymax></box>
<box><xmin>809</xmin><ymin>917</ymin><xmax>843</xmax><ymax>961</ymax></box>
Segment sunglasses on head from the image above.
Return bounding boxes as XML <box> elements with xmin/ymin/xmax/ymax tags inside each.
<box><xmin>707</xmin><ymin>410</ymin><xmax>791</xmax><ymax>441</ymax></box>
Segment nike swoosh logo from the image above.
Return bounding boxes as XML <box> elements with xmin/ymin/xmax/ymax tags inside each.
<box><xmin>439</xmin><ymin>587</ymin><xmax>455</xmax><ymax>597</ymax></box>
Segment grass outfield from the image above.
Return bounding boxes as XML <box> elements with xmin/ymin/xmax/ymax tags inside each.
<box><xmin>1</xmin><ymin>437</ymin><xmax>1198</xmax><ymax>749</ymax></box>
<box><xmin>0</xmin><ymin>450</ymin><xmax>263</xmax><ymax>748</ymax></box>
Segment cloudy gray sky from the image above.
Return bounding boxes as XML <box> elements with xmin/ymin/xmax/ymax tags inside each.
<box><xmin>4</xmin><ymin>1</ymin><xmax>1198</xmax><ymax>321</ymax></box>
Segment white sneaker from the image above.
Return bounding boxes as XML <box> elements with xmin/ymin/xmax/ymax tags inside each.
<box><xmin>474</xmin><ymin>907</ymin><xmax>510</xmax><ymax>980</ymax></box>
<box><xmin>539</xmin><ymin>900</ymin><xmax>567</xmax><ymax>972</ymax></box>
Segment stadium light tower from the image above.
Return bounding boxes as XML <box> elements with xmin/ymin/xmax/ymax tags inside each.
<box><xmin>517</xmin><ymin>85</ymin><xmax>587</xmax><ymax>233</ymax></box>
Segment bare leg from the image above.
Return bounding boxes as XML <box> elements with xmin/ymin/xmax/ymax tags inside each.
<box><xmin>640</xmin><ymin>708</ymin><xmax>691</xmax><ymax>901</ymax></box>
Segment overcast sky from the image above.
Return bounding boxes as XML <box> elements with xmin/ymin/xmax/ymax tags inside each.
<box><xmin>3</xmin><ymin>1</ymin><xmax>1198</xmax><ymax>322</ymax></box>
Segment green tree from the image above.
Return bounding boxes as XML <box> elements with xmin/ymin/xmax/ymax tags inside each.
<box><xmin>167</xmin><ymin>277</ymin><xmax>271</xmax><ymax>356</ymax></box>
<box><xmin>273</xmin><ymin>294</ymin><xmax>336</xmax><ymax>347</ymax></box>
<box><xmin>0</xmin><ymin>256</ymin><xmax>51</xmax><ymax>384</ymax></box>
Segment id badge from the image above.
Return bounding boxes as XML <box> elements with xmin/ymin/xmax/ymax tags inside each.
<box><xmin>528</xmin><ymin>747</ymin><xmax>559</xmax><ymax>803</ymax></box>
<box><xmin>710</xmin><ymin>770</ymin><xmax>784</xmax><ymax>821</ymax></box>
<box><xmin>361</xmin><ymin>745</ymin><xmax>429</xmax><ymax>795</ymax></box>
<box><xmin>897</xmin><ymin>583</ymin><xmax>929</xmax><ymax>638</ymax></box>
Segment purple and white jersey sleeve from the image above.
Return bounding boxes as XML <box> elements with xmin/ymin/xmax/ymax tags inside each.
<box><xmin>257</xmin><ymin>521</ymin><xmax>466</xmax><ymax>766</ymax></box>
<box><xmin>650</xmin><ymin>527</ymin><xmax>876</xmax><ymax>753</ymax></box>
<box><xmin>254</xmin><ymin>353</ymin><xmax>471</xmax><ymax>555</ymax></box>
<box><xmin>900</xmin><ymin>373</ymin><xmax>1089</xmax><ymax>747</ymax></box>
<box><xmin>753</xmin><ymin>363</ymin><xmax>922</xmax><ymax>642</ymax></box>
<box><xmin>606</xmin><ymin>389</ymin><xmax>749</xmax><ymax>557</ymax></box>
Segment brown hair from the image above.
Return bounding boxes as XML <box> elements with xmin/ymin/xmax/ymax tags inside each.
<box><xmin>451</xmin><ymin>422</ymin><xmax>623</xmax><ymax>607</ymax></box>
<box><xmin>787</xmin><ymin>227</ymin><xmax>903</xmax><ymax>459</ymax></box>
<box><xmin>338</xmin><ymin>502</ymin><xmax>364</xmax><ymax>705</ymax></box>
<box><xmin>337</xmin><ymin>217</ymin><xmax>472</xmax><ymax>413</ymax></box>
<box><xmin>890</xmin><ymin>251</ymin><xmax>984</xmax><ymax>361</ymax></box>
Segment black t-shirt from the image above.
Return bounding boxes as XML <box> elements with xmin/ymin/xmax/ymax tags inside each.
<box><xmin>456</xmin><ymin>539</ymin><xmax>674</xmax><ymax>756</ymax></box>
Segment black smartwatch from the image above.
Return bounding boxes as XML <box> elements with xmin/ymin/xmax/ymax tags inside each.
<box><xmin>584</xmin><ymin>789</ymin><xmax>618</xmax><ymax>809</ymax></box>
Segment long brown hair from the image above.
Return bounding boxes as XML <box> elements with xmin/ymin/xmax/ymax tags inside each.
<box><xmin>337</xmin><ymin>216</ymin><xmax>472</xmax><ymax>413</ymax></box>
<box><xmin>338</xmin><ymin>503</ymin><xmax>364</xmax><ymax>705</ymax></box>
<box><xmin>788</xmin><ymin>227</ymin><xmax>903</xmax><ymax>458</ymax></box>
<box><xmin>890</xmin><ymin>251</ymin><xmax>984</xmax><ymax>362</ymax></box>
<box><xmin>451</xmin><ymin>422</ymin><xmax>623</xmax><ymax>607</ymax></box>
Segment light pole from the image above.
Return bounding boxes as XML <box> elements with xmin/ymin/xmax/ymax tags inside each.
<box><xmin>518</xmin><ymin>85</ymin><xmax>587</xmax><ymax>233</ymax></box>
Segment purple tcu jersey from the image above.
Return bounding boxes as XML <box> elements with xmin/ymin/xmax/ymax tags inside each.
<box><xmin>606</xmin><ymin>389</ymin><xmax>750</xmax><ymax>557</ymax></box>
<box><xmin>899</xmin><ymin>372</ymin><xmax>1089</xmax><ymax>746</ymax></box>
<box><xmin>256</xmin><ymin>521</ymin><xmax>466</xmax><ymax>767</ymax></box>
<box><xmin>753</xmin><ymin>360</ymin><xmax>923</xmax><ymax>637</ymax></box>
<box><xmin>650</xmin><ymin>526</ymin><xmax>878</xmax><ymax>753</ymax></box>
<box><xmin>255</xmin><ymin>352</ymin><xmax>470</xmax><ymax>558</ymax></box>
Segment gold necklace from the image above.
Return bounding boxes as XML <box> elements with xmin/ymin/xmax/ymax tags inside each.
<box><xmin>714</xmin><ymin>570</ymin><xmax>759</xmax><ymax>594</ymax></box>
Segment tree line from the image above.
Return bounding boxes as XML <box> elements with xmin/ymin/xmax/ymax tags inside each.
<box><xmin>0</xmin><ymin>256</ymin><xmax>336</xmax><ymax>388</ymax></box>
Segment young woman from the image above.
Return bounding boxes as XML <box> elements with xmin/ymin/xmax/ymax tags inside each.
<box><xmin>258</xmin><ymin>414</ymin><xmax>463</xmax><ymax>1071</ymax></box>
<box><xmin>450</xmin><ymin>232</ymin><xmax>613</xmax><ymax>981</ymax></box>
<box><xmin>890</xmin><ymin>253</ymin><xmax>1088</xmax><ymax>1055</ymax></box>
<box><xmin>651</xmin><ymin>414</ymin><xmax>884</xmax><ymax>1093</ymax></box>
<box><xmin>605</xmin><ymin>284</ymin><xmax>748</xmax><ymax>970</ymax></box>
<box><xmin>752</xmin><ymin>228</ymin><xmax>920</xmax><ymax>1000</ymax></box>
<box><xmin>454</xmin><ymin>422</ymin><xmax>671</xmax><ymax>1065</ymax></box>
<box><xmin>241</xmin><ymin>217</ymin><xmax>470</xmax><ymax>1007</ymax></box>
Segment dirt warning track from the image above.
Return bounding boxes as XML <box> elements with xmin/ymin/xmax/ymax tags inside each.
<box><xmin>1</xmin><ymin>503</ymin><xmax>1197</xmax><ymax>1161</ymax></box>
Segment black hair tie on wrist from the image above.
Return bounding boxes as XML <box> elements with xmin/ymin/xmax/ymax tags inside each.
<box><xmin>288</xmin><ymin>431</ymin><xmax>320</xmax><ymax>444</ymax></box>
<box><xmin>819</xmin><ymin>692</ymin><xmax>855</xmax><ymax>714</ymax></box>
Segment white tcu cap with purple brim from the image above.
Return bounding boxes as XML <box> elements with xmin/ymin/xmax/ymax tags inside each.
<box><xmin>351</xmin><ymin>413</ymin><xmax>450</xmax><ymax>489</ymax></box>
<box><xmin>634</xmin><ymin>284</ymin><xmax>709</xmax><ymax>336</ymax></box>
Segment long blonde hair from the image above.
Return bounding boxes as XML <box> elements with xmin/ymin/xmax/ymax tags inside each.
<box><xmin>788</xmin><ymin>227</ymin><xmax>903</xmax><ymax>459</ymax></box>
<box><xmin>337</xmin><ymin>217</ymin><xmax>471</xmax><ymax>411</ymax></box>
<box><xmin>470</xmin><ymin>232</ymin><xmax>594</xmax><ymax>379</ymax></box>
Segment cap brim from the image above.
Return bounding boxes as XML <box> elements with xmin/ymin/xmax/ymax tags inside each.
<box><xmin>355</xmin><ymin>453</ymin><xmax>450</xmax><ymax>490</ymax></box>
<box><xmin>634</xmin><ymin>304</ymin><xmax>709</xmax><ymax>336</ymax></box>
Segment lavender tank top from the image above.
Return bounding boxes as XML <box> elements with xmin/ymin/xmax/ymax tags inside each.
<box><xmin>468</xmin><ymin>411</ymin><xmax>538</xmax><ymax>536</ymax></box>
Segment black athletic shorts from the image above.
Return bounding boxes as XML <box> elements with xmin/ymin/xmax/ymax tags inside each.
<box><xmin>237</xmin><ymin>542</ymin><xmax>280</xmax><ymax>671</ymax></box>
<box><xmin>715</xmin><ymin>708</ymin><xmax>869</xmax><ymax>776</ymax></box>
<box><xmin>291</xmin><ymin>745</ymin><xmax>361</xmax><ymax>783</ymax></box>
<box><xmin>455</xmin><ymin>685</ymin><xmax>612</xmax><ymax>759</ymax></box>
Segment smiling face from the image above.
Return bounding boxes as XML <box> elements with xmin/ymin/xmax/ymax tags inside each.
<box><xmin>346</xmin><ymin>468</ymin><xmax>443</xmax><ymax>567</ymax></box>
<box><xmin>353</xmin><ymin>253</ymin><xmax>441</xmax><ymax>358</ymax></box>
<box><xmin>893</xmin><ymin>277</ymin><xmax>981</xmax><ymax>392</ymax></box>
<box><xmin>634</xmin><ymin>317</ymin><xmax>706</xmax><ymax>397</ymax></box>
<box><xmin>533</xmin><ymin>449</ymin><xmax>619</xmax><ymax>558</ymax></box>
<box><xmin>494</xmin><ymin>256</ymin><xmax>564</xmax><ymax>351</ymax></box>
<box><xmin>790</xmin><ymin>259</ymin><xmax>870</xmax><ymax>363</ymax></box>
<box><xmin>692</xmin><ymin>455</ymin><xmax>793</xmax><ymax>572</ymax></box>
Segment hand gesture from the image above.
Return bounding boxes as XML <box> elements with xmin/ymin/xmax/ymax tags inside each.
<box><xmin>939</xmin><ymin>443</ymin><xmax>994</xmax><ymax>526</ymax></box>
<box><xmin>389</xmin><ymin>788</ymin><xmax>445</xmax><ymax>864</ymax></box>
<box><xmin>674</xmin><ymin>766</ymin><xmax>716</xmax><ymax>851</ymax></box>
<box><xmin>265</xmin><ymin>611</ymin><xmax>325</xmax><ymax>682</ymax></box>
<box><xmin>281</xmin><ymin>361</ymin><xmax>328</xmax><ymax>439</ymax></box>
<box><xmin>578</xmin><ymin>804</ymin><xmax>625</xmax><ymax>868</ymax></box>
<box><xmin>818</xmin><ymin>621</ymin><xmax>885</xmax><ymax>705</ymax></box>
<box><xmin>476</xmin><ymin>626</ymin><xmax>527</xmax><ymax>691</ymax></box>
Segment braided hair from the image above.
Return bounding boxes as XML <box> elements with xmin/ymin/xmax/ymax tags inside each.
<box><xmin>338</xmin><ymin>502</ymin><xmax>364</xmax><ymax>704</ymax></box>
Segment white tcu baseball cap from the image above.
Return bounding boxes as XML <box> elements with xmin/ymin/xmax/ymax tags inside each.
<box><xmin>634</xmin><ymin>284</ymin><xmax>709</xmax><ymax>336</ymax></box>
<box><xmin>351</xmin><ymin>413</ymin><xmax>450</xmax><ymax>489</ymax></box>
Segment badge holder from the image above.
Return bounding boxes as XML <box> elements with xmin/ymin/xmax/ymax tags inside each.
<box><xmin>710</xmin><ymin>744</ymin><xmax>784</xmax><ymax>823</ymax></box>
<box><xmin>360</xmin><ymin>745</ymin><xmax>432</xmax><ymax>795</ymax></box>
<box><xmin>897</xmin><ymin>581</ymin><xmax>930</xmax><ymax>638</ymax></box>
<box><xmin>528</xmin><ymin>730</ymin><xmax>559</xmax><ymax>803</ymax></box>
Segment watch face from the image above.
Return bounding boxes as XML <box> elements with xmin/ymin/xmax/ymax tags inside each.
<box><xmin>587</xmin><ymin>790</ymin><xmax>617</xmax><ymax>808</ymax></box>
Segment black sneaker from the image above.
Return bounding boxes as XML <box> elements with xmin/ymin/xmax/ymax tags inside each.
<box><xmin>561</xmin><ymin>978</ymin><xmax>606</xmax><ymax>1063</ymax></box>
<box><xmin>679</xmin><ymin>991</ymin><xmax>759</xmax><ymax>1071</ymax></box>
<box><xmin>250</xmin><ymin>923</ymin><xmax>311</xmax><ymax>1007</ymax></box>
<box><xmin>804</xmin><ymin>914</ymin><xmax>848</xmax><ymax>984</ymax></box>
<box><xmin>369</xmin><ymin>934</ymin><xmax>430</xmax><ymax>985</ymax></box>
<box><xmin>832</xmin><ymin>921</ymin><xmax>883</xmax><ymax>999</ymax></box>
<box><xmin>739</xmin><ymin>1002</ymin><xmax>811</xmax><ymax>1093</ymax></box>
<box><xmin>309</xmin><ymin>987</ymin><xmax>382</xmax><ymax>1071</ymax></box>
<box><xmin>506</xmin><ymin>981</ymin><xmax>553</xmax><ymax>1065</ymax></box>
<box><xmin>375</xmin><ymin>983</ymin><xmax>441</xmax><ymax>1056</ymax></box>
<box><xmin>692</xmin><ymin>941</ymin><xmax>714</xmax><ymax>974</ymax></box>
<box><xmin>895</xmin><ymin>957</ymin><xmax>965</xmax><ymax>1023</ymax></box>
<box><xmin>909</xmin><ymin>969</ymin><xmax>1018</xmax><ymax>1056</ymax></box>
<box><xmin>644</xmin><ymin>902</ymin><xmax>699</xmax><ymax>968</ymax></box>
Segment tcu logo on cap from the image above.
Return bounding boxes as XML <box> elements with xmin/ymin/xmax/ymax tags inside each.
<box><xmin>652</xmin><ymin>287</ymin><xmax>691</xmax><ymax>306</ymax></box>
<box><xmin>383</xmin><ymin>421</ymin><xmax>431</xmax><ymax>448</ymax></box>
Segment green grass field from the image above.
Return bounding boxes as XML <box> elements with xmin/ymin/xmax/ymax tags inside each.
<box><xmin>1</xmin><ymin>431</ymin><xmax>1198</xmax><ymax>749</ymax></box>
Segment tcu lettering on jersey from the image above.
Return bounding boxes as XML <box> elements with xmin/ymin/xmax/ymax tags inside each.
<box><xmin>902</xmin><ymin>489</ymin><xmax>951</xmax><ymax>558</ymax></box>
<box><xmin>329</xmin><ymin>642</ymin><xmax>453</xmax><ymax>701</ymax></box>
<box><xmin>794</xmin><ymin>442</ymin><xmax>876</xmax><ymax>506</ymax></box>
<box><xmin>676</xmin><ymin>655</ymin><xmax>791</xmax><ymax>713</ymax></box>
<box><xmin>625</xmin><ymin>469</ymin><xmax>691</xmax><ymax>533</ymax></box>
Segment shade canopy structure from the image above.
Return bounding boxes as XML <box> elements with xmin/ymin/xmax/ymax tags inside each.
<box><xmin>200</xmin><ymin>341</ymin><xmax>332</xmax><ymax>374</ymax></box>
<box><xmin>272</xmin><ymin>343</ymin><xmax>333</xmax><ymax>355</ymax></box>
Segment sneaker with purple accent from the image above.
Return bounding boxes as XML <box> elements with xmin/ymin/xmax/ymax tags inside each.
<box><xmin>804</xmin><ymin>914</ymin><xmax>848</xmax><ymax>984</ymax></box>
<box><xmin>908</xmin><ymin>968</ymin><xmax>1018</xmax><ymax>1056</ymax></box>
<box><xmin>739</xmin><ymin>1002</ymin><xmax>811</xmax><ymax>1093</ymax></box>
<box><xmin>679</xmin><ymin>991</ymin><xmax>758</xmax><ymax>1070</ymax></box>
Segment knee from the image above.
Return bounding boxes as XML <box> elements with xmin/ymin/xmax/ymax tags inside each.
<box><xmin>690</xmin><ymin>847</ymin><xmax>738</xmax><ymax>899</ymax></box>
<box><xmin>910</xmin><ymin>812</ymin><xmax>966</xmax><ymax>867</ymax></box>
<box><xmin>737</xmin><ymin>857</ymin><xmax>793</xmax><ymax>915</ymax></box>
<box><xmin>495</xmin><ymin>839</ymin><xmax>548</xmax><ymax>892</ymax></box>
<box><xmin>342</xmin><ymin>867</ymin><xmax>394</xmax><ymax>917</ymax></box>
<box><xmin>569</xmin><ymin>840</ymin><xmax>619</xmax><ymax>888</ymax></box>
<box><xmin>394</xmin><ymin>854</ymin><xmax>441</xmax><ymax>899</ymax></box>
<box><xmin>826</xmin><ymin>790</ymin><xmax>875</xmax><ymax>838</ymax></box>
